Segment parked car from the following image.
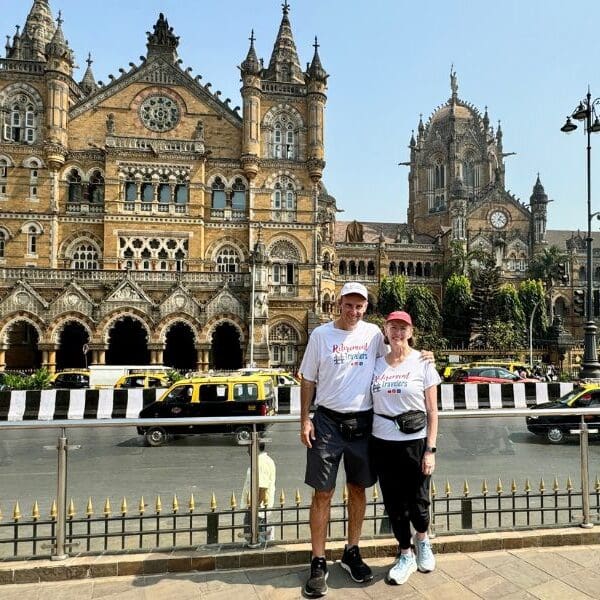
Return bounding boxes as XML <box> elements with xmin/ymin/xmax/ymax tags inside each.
<box><xmin>137</xmin><ymin>373</ymin><xmax>275</xmax><ymax>447</ymax></box>
<box><xmin>114</xmin><ymin>372</ymin><xmax>170</xmax><ymax>389</ymax></box>
<box><xmin>470</xmin><ymin>361</ymin><xmax>530</xmax><ymax>374</ymax></box>
<box><xmin>49</xmin><ymin>369</ymin><xmax>90</xmax><ymax>389</ymax></box>
<box><xmin>526</xmin><ymin>383</ymin><xmax>600</xmax><ymax>444</ymax></box>
<box><xmin>450</xmin><ymin>366</ymin><xmax>538</xmax><ymax>384</ymax></box>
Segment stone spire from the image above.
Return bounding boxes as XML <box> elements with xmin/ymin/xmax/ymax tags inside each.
<box><xmin>240</xmin><ymin>30</ymin><xmax>261</xmax><ymax>76</ymax></box>
<box><xmin>306</xmin><ymin>36</ymin><xmax>327</xmax><ymax>83</ymax></box>
<box><xmin>79</xmin><ymin>53</ymin><xmax>99</xmax><ymax>95</ymax></box>
<box><xmin>264</xmin><ymin>1</ymin><xmax>304</xmax><ymax>83</ymax></box>
<box><xmin>45</xmin><ymin>11</ymin><xmax>73</xmax><ymax>66</ymax></box>
<box><xmin>530</xmin><ymin>173</ymin><xmax>548</xmax><ymax>204</ymax></box>
<box><xmin>21</xmin><ymin>0</ymin><xmax>55</xmax><ymax>61</ymax></box>
<box><xmin>146</xmin><ymin>13</ymin><xmax>179</xmax><ymax>62</ymax></box>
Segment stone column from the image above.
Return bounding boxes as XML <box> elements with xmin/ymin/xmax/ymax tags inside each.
<box><xmin>39</xmin><ymin>343</ymin><xmax>59</xmax><ymax>373</ymax></box>
<box><xmin>195</xmin><ymin>343</ymin><xmax>211</xmax><ymax>372</ymax></box>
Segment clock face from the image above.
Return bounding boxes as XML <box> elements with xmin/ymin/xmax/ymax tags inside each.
<box><xmin>139</xmin><ymin>95</ymin><xmax>180</xmax><ymax>132</ymax></box>
<box><xmin>490</xmin><ymin>210</ymin><xmax>508</xmax><ymax>229</ymax></box>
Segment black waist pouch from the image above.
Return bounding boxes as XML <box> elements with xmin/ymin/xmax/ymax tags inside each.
<box><xmin>318</xmin><ymin>406</ymin><xmax>373</xmax><ymax>441</ymax></box>
<box><xmin>376</xmin><ymin>409</ymin><xmax>427</xmax><ymax>434</ymax></box>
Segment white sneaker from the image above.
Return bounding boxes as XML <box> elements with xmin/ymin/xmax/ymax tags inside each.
<box><xmin>386</xmin><ymin>552</ymin><xmax>417</xmax><ymax>585</ymax></box>
<box><xmin>414</xmin><ymin>538</ymin><xmax>436</xmax><ymax>572</ymax></box>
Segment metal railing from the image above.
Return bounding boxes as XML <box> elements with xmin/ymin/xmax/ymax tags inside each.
<box><xmin>0</xmin><ymin>408</ymin><xmax>599</xmax><ymax>560</ymax></box>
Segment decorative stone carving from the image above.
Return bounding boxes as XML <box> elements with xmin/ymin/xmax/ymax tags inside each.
<box><xmin>345</xmin><ymin>220</ymin><xmax>364</xmax><ymax>242</ymax></box>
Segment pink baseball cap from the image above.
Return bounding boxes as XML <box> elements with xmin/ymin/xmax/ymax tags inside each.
<box><xmin>385</xmin><ymin>310</ymin><xmax>413</xmax><ymax>325</ymax></box>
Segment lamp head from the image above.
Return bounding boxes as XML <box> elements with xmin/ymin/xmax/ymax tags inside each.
<box><xmin>561</xmin><ymin>117</ymin><xmax>578</xmax><ymax>133</ymax></box>
<box><xmin>590</xmin><ymin>117</ymin><xmax>600</xmax><ymax>133</ymax></box>
<box><xmin>572</xmin><ymin>102</ymin><xmax>588</xmax><ymax>121</ymax></box>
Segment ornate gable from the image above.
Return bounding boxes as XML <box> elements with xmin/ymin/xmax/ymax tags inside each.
<box><xmin>105</xmin><ymin>276</ymin><xmax>152</xmax><ymax>304</ymax></box>
<box><xmin>1</xmin><ymin>280</ymin><xmax>49</xmax><ymax>314</ymax></box>
<box><xmin>159</xmin><ymin>283</ymin><xmax>200</xmax><ymax>318</ymax></box>
<box><xmin>48</xmin><ymin>281</ymin><xmax>95</xmax><ymax>319</ymax></box>
<box><xmin>205</xmin><ymin>286</ymin><xmax>245</xmax><ymax>320</ymax></box>
<box><xmin>70</xmin><ymin>56</ymin><xmax>241</xmax><ymax>127</ymax></box>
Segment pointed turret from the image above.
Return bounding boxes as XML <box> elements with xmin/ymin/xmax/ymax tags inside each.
<box><xmin>530</xmin><ymin>173</ymin><xmax>548</xmax><ymax>204</ymax></box>
<box><xmin>530</xmin><ymin>174</ymin><xmax>548</xmax><ymax>245</ymax></box>
<box><xmin>482</xmin><ymin>106</ymin><xmax>490</xmax><ymax>132</ymax></box>
<box><xmin>240</xmin><ymin>30</ymin><xmax>261</xmax><ymax>76</ymax></box>
<box><xmin>496</xmin><ymin>120</ymin><xmax>503</xmax><ymax>152</ymax></box>
<box><xmin>146</xmin><ymin>13</ymin><xmax>179</xmax><ymax>63</ymax></box>
<box><xmin>79</xmin><ymin>53</ymin><xmax>99</xmax><ymax>96</ymax></box>
<box><xmin>418</xmin><ymin>114</ymin><xmax>424</xmax><ymax>137</ymax></box>
<box><xmin>409</xmin><ymin>130</ymin><xmax>416</xmax><ymax>148</ymax></box>
<box><xmin>264</xmin><ymin>2</ymin><xmax>303</xmax><ymax>83</ymax></box>
<box><xmin>45</xmin><ymin>12</ymin><xmax>74</xmax><ymax>68</ymax></box>
<box><xmin>306</xmin><ymin>37</ymin><xmax>327</xmax><ymax>83</ymax></box>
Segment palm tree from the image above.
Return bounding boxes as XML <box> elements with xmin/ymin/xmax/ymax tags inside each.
<box><xmin>528</xmin><ymin>246</ymin><xmax>568</xmax><ymax>321</ymax></box>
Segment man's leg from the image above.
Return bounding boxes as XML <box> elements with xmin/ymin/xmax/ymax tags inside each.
<box><xmin>310</xmin><ymin>488</ymin><xmax>335</xmax><ymax>557</ymax></box>
<box><xmin>347</xmin><ymin>482</ymin><xmax>366</xmax><ymax>546</ymax></box>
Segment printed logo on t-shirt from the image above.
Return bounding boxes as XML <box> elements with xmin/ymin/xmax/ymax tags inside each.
<box><xmin>372</xmin><ymin>371</ymin><xmax>410</xmax><ymax>394</ymax></box>
<box><xmin>332</xmin><ymin>342</ymin><xmax>368</xmax><ymax>366</ymax></box>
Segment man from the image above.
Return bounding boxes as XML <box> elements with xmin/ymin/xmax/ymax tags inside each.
<box><xmin>241</xmin><ymin>442</ymin><xmax>276</xmax><ymax>542</ymax></box>
<box><xmin>299</xmin><ymin>281</ymin><xmax>386</xmax><ymax>597</ymax></box>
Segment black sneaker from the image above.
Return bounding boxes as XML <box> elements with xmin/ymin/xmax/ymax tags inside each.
<box><xmin>340</xmin><ymin>545</ymin><xmax>373</xmax><ymax>583</ymax></box>
<box><xmin>303</xmin><ymin>556</ymin><xmax>329</xmax><ymax>598</ymax></box>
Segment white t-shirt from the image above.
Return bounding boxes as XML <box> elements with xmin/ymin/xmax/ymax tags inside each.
<box><xmin>371</xmin><ymin>349</ymin><xmax>441</xmax><ymax>441</ymax></box>
<box><xmin>241</xmin><ymin>452</ymin><xmax>277</xmax><ymax>509</ymax></box>
<box><xmin>299</xmin><ymin>320</ymin><xmax>387</xmax><ymax>413</ymax></box>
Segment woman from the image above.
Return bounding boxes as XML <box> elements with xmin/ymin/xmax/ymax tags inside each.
<box><xmin>370</xmin><ymin>310</ymin><xmax>440</xmax><ymax>585</ymax></box>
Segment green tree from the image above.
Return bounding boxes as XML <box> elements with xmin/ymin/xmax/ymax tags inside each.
<box><xmin>444</xmin><ymin>240</ymin><xmax>491</xmax><ymax>280</ymax></box>
<box><xmin>518</xmin><ymin>279</ymin><xmax>549</xmax><ymax>342</ymax></box>
<box><xmin>482</xmin><ymin>320</ymin><xmax>524</xmax><ymax>351</ymax></box>
<box><xmin>493</xmin><ymin>284</ymin><xmax>525</xmax><ymax>338</ymax></box>
<box><xmin>528</xmin><ymin>246</ymin><xmax>568</xmax><ymax>321</ymax></box>
<box><xmin>405</xmin><ymin>285</ymin><xmax>447</xmax><ymax>349</ymax></box>
<box><xmin>442</xmin><ymin>274</ymin><xmax>472</xmax><ymax>346</ymax></box>
<box><xmin>377</xmin><ymin>275</ymin><xmax>407</xmax><ymax>315</ymax></box>
<box><xmin>471</xmin><ymin>259</ymin><xmax>502</xmax><ymax>336</ymax></box>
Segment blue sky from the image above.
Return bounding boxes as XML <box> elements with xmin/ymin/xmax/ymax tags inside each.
<box><xmin>5</xmin><ymin>0</ymin><xmax>600</xmax><ymax>231</ymax></box>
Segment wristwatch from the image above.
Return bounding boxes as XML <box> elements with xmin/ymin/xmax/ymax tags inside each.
<box><xmin>425</xmin><ymin>446</ymin><xmax>437</xmax><ymax>453</ymax></box>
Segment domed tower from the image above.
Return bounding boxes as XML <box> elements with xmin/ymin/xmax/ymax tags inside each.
<box><xmin>530</xmin><ymin>174</ymin><xmax>549</xmax><ymax>248</ymax></box>
<box><xmin>5</xmin><ymin>0</ymin><xmax>55</xmax><ymax>61</ymax></box>
<box><xmin>406</xmin><ymin>68</ymin><xmax>505</xmax><ymax>237</ymax></box>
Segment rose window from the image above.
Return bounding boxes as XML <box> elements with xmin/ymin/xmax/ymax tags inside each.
<box><xmin>139</xmin><ymin>96</ymin><xmax>180</xmax><ymax>132</ymax></box>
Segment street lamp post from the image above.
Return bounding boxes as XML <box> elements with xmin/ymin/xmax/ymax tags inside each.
<box><xmin>529</xmin><ymin>299</ymin><xmax>542</xmax><ymax>369</ymax></box>
<box><xmin>561</xmin><ymin>89</ymin><xmax>600</xmax><ymax>379</ymax></box>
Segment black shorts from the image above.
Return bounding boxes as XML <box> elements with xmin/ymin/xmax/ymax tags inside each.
<box><xmin>304</xmin><ymin>408</ymin><xmax>376</xmax><ymax>491</ymax></box>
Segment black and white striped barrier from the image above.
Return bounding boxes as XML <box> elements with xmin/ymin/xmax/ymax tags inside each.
<box><xmin>0</xmin><ymin>383</ymin><xmax>575</xmax><ymax>421</ymax></box>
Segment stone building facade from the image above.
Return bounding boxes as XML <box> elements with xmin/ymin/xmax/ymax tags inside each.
<box><xmin>0</xmin><ymin>2</ymin><xmax>596</xmax><ymax>372</ymax></box>
<box><xmin>0</xmin><ymin>1</ymin><xmax>336</xmax><ymax>371</ymax></box>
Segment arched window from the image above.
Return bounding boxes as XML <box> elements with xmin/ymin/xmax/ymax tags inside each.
<box><xmin>175</xmin><ymin>177</ymin><xmax>188</xmax><ymax>205</ymax></box>
<box><xmin>27</xmin><ymin>225</ymin><xmax>38</xmax><ymax>255</ymax></box>
<box><xmin>339</xmin><ymin>260</ymin><xmax>347</xmax><ymax>275</ymax></box>
<box><xmin>272</xmin><ymin>177</ymin><xmax>296</xmax><ymax>221</ymax></box>
<box><xmin>231</xmin><ymin>178</ymin><xmax>246</xmax><ymax>210</ymax></box>
<box><xmin>358</xmin><ymin>261</ymin><xmax>366</xmax><ymax>276</ymax></box>
<box><xmin>28</xmin><ymin>161</ymin><xmax>39</xmax><ymax>199</ymax></box>
<box><xmin>322</xmin><ymin>252</ymin><xmax>331</xmax><ymax>271</ymax></box>
<box><xmin>158</xmin><ymin>175</ymin><xmax>170</xmax><ymax>205</ymax></box>
<box><xmin>269</xmin><ymin>323</ymin><xmax>299</xmax><ymax>366</ymax></box>
<box><xmin>211</xmin><ymin>177</ymin><xmax>226</xmax><ymax>209</ymax></box>
<box><xmin>216</xmin><ymin>246</ymin><xmax>240</xmax><ymax>273</ymax></box>
<box><xmin>579</xmin><ymin>266</ymin><xmax>586</xmax><ymax>281</ymax></box>
<box><xmin>141</xmin><ymin>174</ymin><xmax>153</xmax><ymax>205</ymax></box>
<box><xmin>270</xmin><ymin>240</ymin><xmax>300</xmax><ymax>293</ymax></box>
<box><xmin>71</xmin><ymin>243</ymin><xmax>99</xmax><ymax>270</ymax></box>
<box><xmin>0</xmin><ymin>230</ymin><xmax>6</xmax><ymax>258</ymax></box>
<box><xmin>389</xmin><ymin>261</ymin><xmax>397</xmax><ymax>276</ymax></box>
<box><xmin>272</xmin><ymin>116</ymin><xmax>296</xmax><ymax>159</ymax></box>
<box><xmin>416</xmin><ymin>262</ymin><xmax>423</xmax><ymax>277</ymax></box>
<box><xmin>434</xmin><ymin>162</ymin><xmax>445</xmax><ymax>210</ymax></box>
<box><xmin>67</xmin><ymin>169</ymin><xmax>83</xmax><ymax>203</ymax></box>
<box><xmin>424</xmin><ymin>262</ymin><xmax>432</xmax><ymax>277</ymax></box>
<box><xmin>367</xmin><ymin>261</ymin><xmax>375</xmax><ymax>276</ymax></box>
<box><xmin>88</xmin><ymin>170</ymin><xmax>104</xmax><ymax>203</ymax></box>
<box><xmin>4</xmin><ymin>99</ymin><xmax>36</xmax><ymax>143</ymax></box>
<box><xmin>399</xmin><ymin>261</ymin><xmax>406</xmax><ymax>275</ymax></box>
<box><xmin>0</xmin><ymin>158</ymin><xmax>8</xmax><ymax>195</ymax></box>
<box><xmin>349</xmin><ymin>260</ymin><xmax>357</xmax><ymax>276</ymax></box>
<box><xmin>407</xmin><ymin>262</ymin><xmax>414</xmax><ymax>276</ymax></box>
<box><xmin>124</xmin><ymin>174</ymin><xmax>137</xmax><ymax>202</ymax></box>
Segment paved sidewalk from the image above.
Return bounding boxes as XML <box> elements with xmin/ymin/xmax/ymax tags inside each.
<box><xmin>2</xmin><ymin>544</ymin><xmax>600</xmax><ymax>599</ymax></box>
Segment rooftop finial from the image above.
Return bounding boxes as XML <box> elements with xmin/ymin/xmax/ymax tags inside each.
<box><xmin>249</xmin><ymin>29</ymin><xmax>255</xmax><ymax>45</ymax></box>
<box><xmin>86</xmin><ymin>52</ymin><xmax>93</xmax><ymax>68</ymax></box>
<box><xmin>313</xmin><ymin>36</ymin><xmax>319</xmax><ymax>51</ymax></box>
<box><xmin>282</xmin><ymin>1</ymin><xmax>290</xmax><ymax>15</ymax></box>
<box><xmin>56</xmin><ymin>10</ymin><xmax>63</xmax><ymax>27</ymax></box>
<box><xmin>450</xmin><ymin>63</ymin><xmax>458</xmax><ymax>97</ymax></box>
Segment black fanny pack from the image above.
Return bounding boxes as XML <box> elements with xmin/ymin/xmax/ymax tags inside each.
<box><xmin>317</xmin><ymin>406</ymin><xmax>373</xmax><ymax>441</ymax></box>
<box><xmin>375</xmin><ymin>409</ymin><xmax>427</xmax><ymax>434</ymax></box>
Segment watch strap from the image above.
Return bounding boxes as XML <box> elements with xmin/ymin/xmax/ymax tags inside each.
<box><xmin>425</xmin><ymin>446</ymin><xmax>436</xmax><ymax>453</ymax></box>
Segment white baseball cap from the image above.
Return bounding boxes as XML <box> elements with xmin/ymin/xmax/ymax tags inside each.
<box><xmin>340</xmin><ymin>282</ymin><xmax>369</xmax><ymax>300</ymax></box>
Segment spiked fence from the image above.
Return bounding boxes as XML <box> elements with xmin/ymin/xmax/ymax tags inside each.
<box><xmin>1</xmin><ymin>474</ymin><xmax>599</xmax><ymax>559</ymax></box>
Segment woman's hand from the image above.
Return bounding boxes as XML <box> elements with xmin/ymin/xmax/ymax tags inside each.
<box><xmin>422</xmin><ymin>450</ymin><xmax>435</xmax><ymax>475</ymax></box>
<box><xmin>420</xmin><ymin>350</ymin><xmax>435</xmax><ymax>364</ymax></box>
<box><xmin>300</xmin><ymin>417</ymin><xmax>315</xmax><ymax>448</ymax></box>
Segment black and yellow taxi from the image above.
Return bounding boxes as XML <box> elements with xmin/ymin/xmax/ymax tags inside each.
<box><xmin>526</xmin><ymin>382</ymin><xmax>600</xmax><ymax>443</ymax></box>
<box><xmin>49</xmin><ymin>369</ymin><xmax>90</xmax><ymax>389</ymax></box>
<box><xmin>114</xmin><ymin>372</ymin><xmax>170</xmax><ymax>389</ymax></box>
<box><xmin>137</xmin><ymin>373</ymin><xmax>275</xmax><ymax>446</ymax></box>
